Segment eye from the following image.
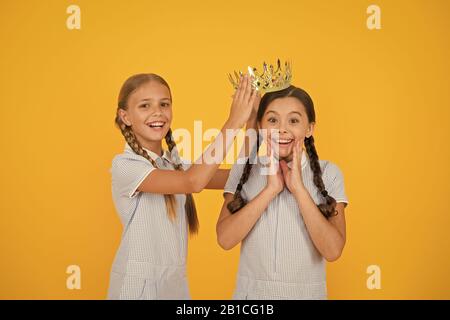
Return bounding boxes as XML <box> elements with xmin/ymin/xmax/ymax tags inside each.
<box><xmin>140</xmin><ymin>103</ymin><xmax>150</xmax><ymax>108</ymax></box>
<box><xmin>161</xmin><ymin>102</ymin><xmax>171</xmax><ymax>107</ymax></box>
<box><xmin>267</xmin><ymin>117</ymin><xmax>277</xmax><ymax>123</ymax></box>
<box><xmin>290</xmin><ymin>118</ymin><xmax>300</xmax><ymax>124</ymax></box>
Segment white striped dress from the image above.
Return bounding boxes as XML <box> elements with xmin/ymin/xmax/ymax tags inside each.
<box><xmin>223</xmin><ymin>153</ymin><xmax>349</xmax><ymax>300</ymax></box>
<box><xmin>107</xmin><ymin>143</ymin><xmax>191</xmax><ymax>300</ymax></box>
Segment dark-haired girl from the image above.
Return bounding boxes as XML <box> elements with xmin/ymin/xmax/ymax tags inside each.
<box><xmin>217</xmin><ymin>86</ymin><xmax>349</xmax><ymax>300</ymax></box>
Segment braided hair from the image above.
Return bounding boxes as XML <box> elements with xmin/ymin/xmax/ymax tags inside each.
<box><xmin>227</xmin><ymin>134</ymin><xmax>261</xmax><ymax>213</ymax></box>
<box><xmin>115</xmin><ymin>73</ymin><xmax>199</xmax><ymax>234</ymax></box>
<box><xmin>164</xmin><ymin>128</ymin><xmax>199</xmax><ymax>233</ymax></box>
<box><xmin>228</xmin><ymin>85</ymin><xmax>337</xmax><ymax>219</ymax></box>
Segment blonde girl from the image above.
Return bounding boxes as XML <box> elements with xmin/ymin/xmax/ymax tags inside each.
<box><xmin>108</xmin><ymin>73</ymin><xmax>257</xmax><ymax>299</ymax></box>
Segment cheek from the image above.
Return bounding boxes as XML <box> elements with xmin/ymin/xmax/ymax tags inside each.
<box><xmin>164</xmin><ymin>108</ymin><xmax>173</xmax><ymax>122</ymax></box>
<box><xmin>291</xmin><ymin>124</ymin><xmax>308</xmax><ymax>139</ymax></box>
<box><xmin>257</xmin><ymin>123</ymin><xmax>271</xmax><ymax>142</ymax></box>
<box><xmin>127</xmin><ymin>109</ymin><xmax>144</xmax><ymax>124</ymax></box>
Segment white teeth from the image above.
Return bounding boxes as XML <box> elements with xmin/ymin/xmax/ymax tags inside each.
<box><xmin>277</xmin><ymin>139</ymin><xmax>293</xmax><ymax>144</ymax></box>
<box><xmin>148</xmin><ymin>122</ymin><xmax>165</xmax><ymax>127</ymax></box>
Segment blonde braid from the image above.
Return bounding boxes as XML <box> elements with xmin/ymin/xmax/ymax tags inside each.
<box><xmin>165</xmin><ymin>128</ymin><xmax>199</xmax><ymax>234</ymax></box>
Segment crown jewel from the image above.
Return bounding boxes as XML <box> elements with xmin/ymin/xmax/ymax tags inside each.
<box><xmin>228</xmin><ymin>59</ymin><xmax>292</xmax><ymax>94</ymax></box>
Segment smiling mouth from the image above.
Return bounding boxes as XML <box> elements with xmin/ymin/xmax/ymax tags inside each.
<box><xmin>275</xmin><ymin>138</ymin><xmax>294</xmax><ymax>146</ymax></box>
<box><xmin>146</xmin><ymin>121</ymin><xmax>166</xmax><ymax>128</ymax></box>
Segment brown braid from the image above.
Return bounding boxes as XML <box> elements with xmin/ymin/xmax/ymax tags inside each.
<box><xmin>304</xmin><ymin>136</ymin><xmax>337</xmax><ymax>219</ymax></box>
<box><xmin>165</xmin><ymin>128</ymin><xmax>199</xmax><ymax>234</ymax></box>
<box><xmin>227</xmin><ymin>134</ymin><xmax>261</xmax><ymax>213</ymax></box>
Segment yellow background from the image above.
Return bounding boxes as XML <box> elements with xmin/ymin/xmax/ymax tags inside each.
<box><xmin>1</xmin><ymin>0</ymin><xmax>449</xmax><ymax>299</ymax></box>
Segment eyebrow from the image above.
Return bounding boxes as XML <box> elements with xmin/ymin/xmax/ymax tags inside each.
<box><xmin>266</xmin><ymin>110</ymin><xmax>302</xmax><ymax>116</ymax></box>
<box><xmin>138</xmin><ymin>97</ymin><xmax>171</xmax><ymax>103</ymax></box>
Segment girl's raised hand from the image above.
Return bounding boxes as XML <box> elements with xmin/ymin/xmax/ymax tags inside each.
<box><xmin>228</xmin><ymin>74</ymin><xmax>258</xmax><ymax>128</ymax></box>
<box><xmin>280</xmin><ymin>140</ymin><xmax>305</xmax><ymax>194</ymax></box>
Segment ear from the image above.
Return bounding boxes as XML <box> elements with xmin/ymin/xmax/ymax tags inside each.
<box><xmin>306</xmin><ymin>122</ymin><xmax>315</xmax><ymax>138</ymax></box>
<box><xmin>118</xmin><ymin>109</ymin><xmax>132</xmax><ymax>126</ymax></box>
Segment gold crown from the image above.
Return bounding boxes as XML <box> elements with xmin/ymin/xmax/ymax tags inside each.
<box><xmin>228</xmin><ymin>59</ymin><xmax>292</xmax><ymax>94</ymax></box>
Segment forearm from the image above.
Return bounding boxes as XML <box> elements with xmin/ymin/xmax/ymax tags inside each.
<box><xmin>217</xmin><ymin>188</ymin><xmax>276</xmax><ymax>250</ymax></box>
<box><xmin>235</xmin><ymin>115</ymin><xmax>258</xmax><ymax>160</ymax></box>
<box><xmin>294</xmin><ymin>188</ymin><xmax>345</xmax><ymax>261</ymax></box>
<box><xmin>246</xmin><ymin>113</ymin><xmax>257</xmax><ymax>133</ymax></box>
<box><xmin>244</xmin><ymin>116</ymin><xmax>258</xmax><ymax>158</ymax></box>
<box><xmin>205</xmin><ymin>169</ymin><xmax>230</xmax><ymax>190</ymax></box>
<box><xmin>187</xmin><ymin>119</ymin><xmax>241</xmax><ymax>192</ymax></box>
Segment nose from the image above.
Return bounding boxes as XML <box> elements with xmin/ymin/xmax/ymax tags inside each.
<box><xmin>150</xmin><ymin>105</ymin><xmax>163</xmax><ymax>116</ymax></box>
<box><xmin>278</xmin><ymin>124</ymin><xmax>288</xmax><ymax>134</ymax></box>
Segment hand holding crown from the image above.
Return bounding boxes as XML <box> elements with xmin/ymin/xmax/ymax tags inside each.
<box><xmin>228</xmin><ymin>74</ymin><xmax>259</xmax><ymax>128</ymax></box>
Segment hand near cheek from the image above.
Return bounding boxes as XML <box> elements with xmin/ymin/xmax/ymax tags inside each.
<box><xmin>265</xmin><ymin>133</ymin><xmax>285</xmax><ymax>196</ymax></box>
<box><xmin>280</xmin><ymin>140</ymin><xmax>305</xmax><ymax>194</ymax></box>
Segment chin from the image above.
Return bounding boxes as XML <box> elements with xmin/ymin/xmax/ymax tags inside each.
<box><xmin>152</xmin><ymin>132</ymin><xmax>167</xmax><ymax>140</ymax></box>
<box><xmin>272</xmin><ymin>152</ymin><xmax>289</xmax><ymax>162</ymax></box>
<box><xmin>277</xmin><ymin>148</ymin><xmax>292</xmax><ymax>159</ymax></box>
<box><xmin>280</xmin><ymin>154</ymin><xmax>293</xmax><ymax>162</ymax></box>
<box><xmin>136</xmin><ymin>132</ymin><xmax>166</xmax><ymax>146</ymax></box>
<box><xmin>142</xmin><ymin>127</ymin><xmax>170</xmax><ymax>141</ymax></box>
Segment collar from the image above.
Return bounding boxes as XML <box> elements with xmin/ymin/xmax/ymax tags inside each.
<box><xmin>124</xmin><ymin>142</ymin><xmax>172</xmax><ymax>163</ymax></box>
<box><xmin>286</xmin><ymin>149</ymin><xmax>308</xmax><ymax>170</ymax></box>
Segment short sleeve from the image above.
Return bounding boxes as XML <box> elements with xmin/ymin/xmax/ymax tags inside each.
<box><xmin>323</xmin><ymin>162</ymin><xmax>349</xmax><ymax>207</ymax></box>
<box><xmin>111</xmin><ymin>154</ymin><xmax>156</xmax><ymax>199</ymax></box>
<box><xmin>223</xmin><ymin>157</ymin><xmax>247</xmax><ymax>196</ymax></box>
<box><xmin>180</xmin><ymin>158</ymin><xmax>192</xmax><ymax>171</ymax></box>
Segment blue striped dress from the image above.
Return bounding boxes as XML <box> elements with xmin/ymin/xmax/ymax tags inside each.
<box><xmin>107</xmin><ymin>143</ymin><xmax>191</xmax><ymax>300</ymax></box>
<box><xmin>223</xmin><ymin>152</ymin><xmax>349</xmax><ymax>299</ymax></box>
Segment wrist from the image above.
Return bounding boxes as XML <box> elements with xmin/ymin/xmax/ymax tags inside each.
<box><xmin>225</xmin><ymin>117</ymin><xmax>243</xmax><ymax>130</ymax></box>
<box><xmin>293</xmin><ymin>184</ymin><xmax>308</xmax><ymax>199</ymax></box>
<box><xmin>246</xmin><ymin>116</ymin><xmax>257</xmax><ymax>128</ymax></box>
<box><xmin>264</xmin><ymin>185</ymin><xmax>280</xmax><ymax>198</ymax></box>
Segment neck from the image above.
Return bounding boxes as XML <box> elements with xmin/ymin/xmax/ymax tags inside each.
<box><xmin>137</xmin><ymin>137</ymin><xmax>163</xmax><ymax>157</ymax></box>
<box><xmin>281</xmin><ymin>154</ymin><xmax>293</xmax><ymax>163</ymax></box>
